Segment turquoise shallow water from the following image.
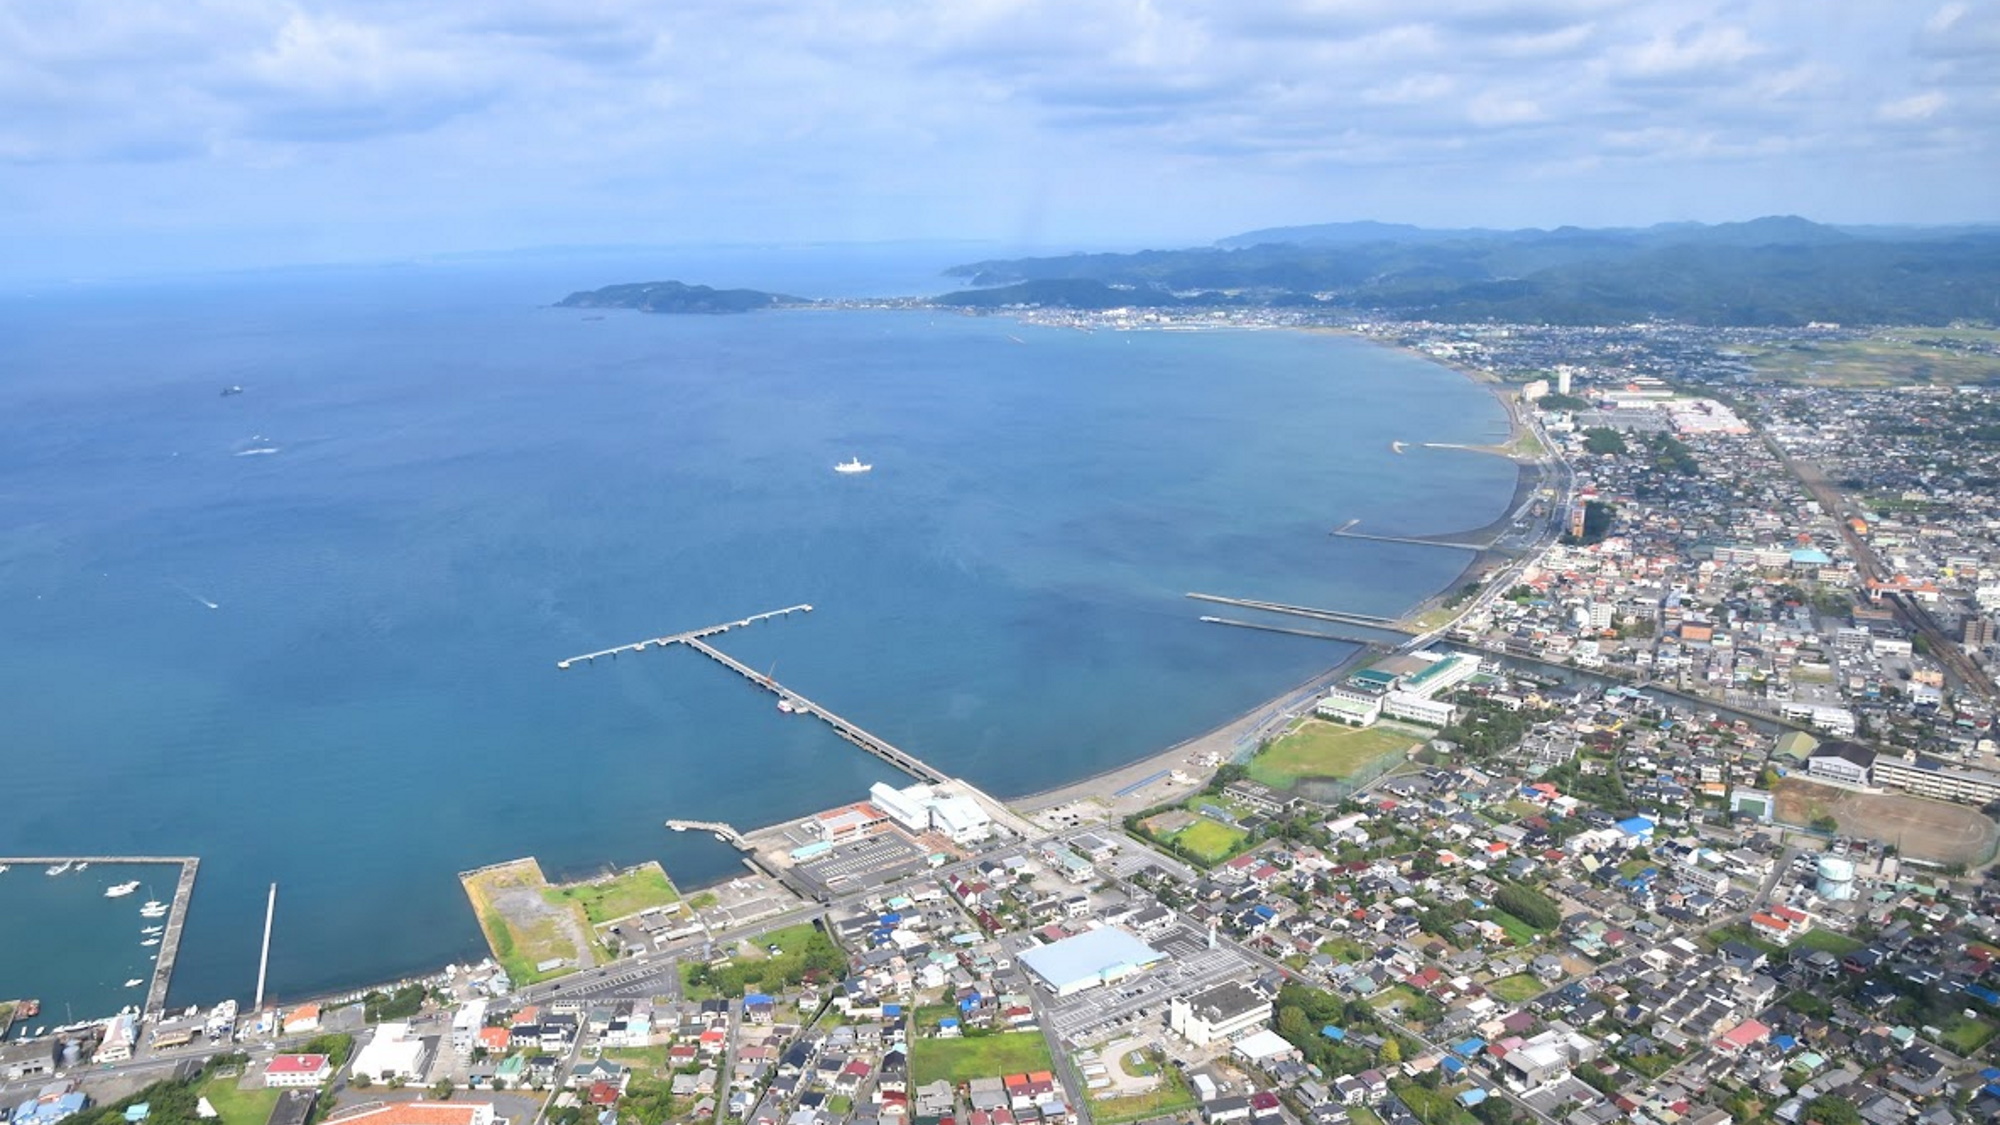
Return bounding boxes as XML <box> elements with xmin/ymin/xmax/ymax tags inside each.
<box><xmin>0</xmin><ymin>249</ymin><xmax>1515</xmax><ymax>1020</ymax></box>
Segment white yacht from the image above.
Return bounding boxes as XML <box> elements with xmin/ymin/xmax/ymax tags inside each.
<box><xmin>105</xmin><ymin>881</ymin><xmax>141</xmax><ymax>898</ymax></box>
<box><xmin>124</xmin><ymin>979</ymin><xmax>144</xmax><ymax>988</ymax></box>
<box><xmin>834</xmin><ymin>457</ymin><xmax>872</xmax><ymax>474</ymax></box>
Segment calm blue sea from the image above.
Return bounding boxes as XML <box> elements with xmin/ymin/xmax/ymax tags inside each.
<box><xmin>0</xmin><ymin>246</ymin><xmax>1514</xmax><ymax>1023</ymax></box>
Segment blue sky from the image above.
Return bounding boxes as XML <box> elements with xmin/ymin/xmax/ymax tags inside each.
<box><xmin>3</xmin><ymin>0</ymin><xmax>1996</xmax><ymax>276</ymax></box>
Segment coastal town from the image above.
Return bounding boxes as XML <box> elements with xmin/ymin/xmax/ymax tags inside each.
<box><xmin>8</xmin><ymin>311</ymin><xmax>2000</xmax><ymax>1125</ymax></box>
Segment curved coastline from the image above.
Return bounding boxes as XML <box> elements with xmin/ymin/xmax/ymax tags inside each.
<box><xmin>1010</xmin><ymin>326</ymin><xmax>1543</xmax><ymax>815</ymax></box>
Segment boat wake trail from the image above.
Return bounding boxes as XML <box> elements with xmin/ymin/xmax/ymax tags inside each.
<box><xmin>170</xmin><ymin>582</ymin><xmax>220</xmax><ymax>611</ymax></box>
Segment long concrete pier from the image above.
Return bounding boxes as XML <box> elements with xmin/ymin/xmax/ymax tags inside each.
<box><xmin>556</xmin><ymin>604</ymin><xmax>813</xmax><ymax>669</ymax></box>
<box><xmin>681</xmin><ymin>637</ymin><xmax>949</xmax><ymax>784</ymax></box>
<box><xmin>146</xmin><ymin>858</ymin><xmax>199</xmax><ymax>1016</ymax></box>
<box><xmin>1199</xmin><ymin>615</ymin><xmax>1395</xmax><ymax>649</ymax></box>
<box><xmin>557</xmin><ymin>605</ymin><xmax>951</xmax><ymax>786</ymax></box>
<box><xmin>1186</xmin><ymin>592</ymin><xmax>1417</xmax><ymax>634</ymax></box>
<box><xmin>1329</xmin><ymin>526</ymin><xmax>1489</xmax><ymax>551</ymax></box>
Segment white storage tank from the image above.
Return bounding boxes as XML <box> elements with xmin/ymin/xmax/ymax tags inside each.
<box><xmin>1816</xmin><ymin>854</ymin><xmax>1856</xmax><ymax>901</ymax></box>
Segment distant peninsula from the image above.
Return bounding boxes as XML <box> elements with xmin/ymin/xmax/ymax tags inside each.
<box><xmin>558</xmin><ymin>218</ymin><xmax>2000</xmax><ymax>328</ymax></box>
<box><xmin>557</xmin><ymin>279</ymin><xmax>798</xmax><ymax>314</ymax></box>
<box><xmin>940</xmin><ymin>217</ymin><xmax>2000</xmax><ymax>327</ymax></box>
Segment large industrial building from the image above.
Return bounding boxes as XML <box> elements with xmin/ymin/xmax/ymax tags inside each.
<box><xmin>1017</xmin><ymin>927</ymin><xmax>1167</xmax><ymax>997</ymax></box>
<box><xmin>867</xmin><ymin>781</ymin><xmax>993</xmax><ymax>844</ymax></box>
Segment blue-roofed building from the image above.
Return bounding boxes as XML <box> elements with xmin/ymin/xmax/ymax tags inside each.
<box><xmin>882</xmin><ymin>1003</ymin><xmax>902</xmax><ymax>1018</ymax></box>
<box><xmin>123</xmin><ymin>1106</ymin><xmax>149</xmax><ymax>1124</ymax></box>
<box><xmin>1452</xmin><ymin>1038</ymin><xmax>1485</xmax><ymax>1058</ymax></box>
<box><xmin>13</xmin><ymin>1092</ymin><xmax>87</xmax><ymax>1125</ymax></box>
<box><xmin>1320</xmin><ymin>1026</ymin><xmax>1346</xmax><ymax>1041</ymax></box>
<box><xmin>1440</xmin><ymin>1057</ymin><xmax>1465</xmax><ymax>1077</ymax></box>
<box><xmin>1615</xmin><ymin>816</ymin><xmax>1655</xmax><ymax>841</ymax></box>
<box><xmin>1456</xmin><ymin>1089</ymin><xmax>1487</xmax><ymax>1108</ymax></box>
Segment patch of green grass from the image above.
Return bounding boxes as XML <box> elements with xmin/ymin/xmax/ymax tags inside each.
<box><xmin>1792</xmin><ymin>929</ymin><xmax>1864</xmax><ymax>955</ymax></box>
<box><xmin>1170</xmin><ymin>818</ymin><xmax>1250</xmax><ymax>863</ymax></box>
<box><xmin>828</xmin><ymin>1095</ymin><xmax>854</xmax><ymax>1115</ymax></box>
<box><xmin>198</xmin><ymin>1074</ymin><xmax>283</xmax><ymax>1125</ymax></box>
<box><xmin>1249</xmin><ymin>720</ymin><xmax>1418</xmax><ymax>789</ymax></box>
<box><xmin>1941</xmin><ymin>1014</ymin><xmax>1997</xmax><ymax>1055</ymax></box>
<box><xmin>681</xmin><ymin>922</ymin><xmax>847</xmax><ymax>1000</ymax></box>
<box><xmin>1370</xmin><ymin>984</ymin><xmax>1422</xmax><ymax>1011</ymax></box>
<box><xmin>1090</xmin><ymin>1068</ymin><xmax>1197</xmax><ymax>1125</ymax></box>
<box><xmin>602</xmin><ymin>1047</ymin><xmax>673</xmax><ymax>1072</ymax></box>
<box><xmin>1487</xmin><ymin>974</ymin><xmax>1544</xmax><ymax>1003</ymax></box>
<box><xmin>1348</xmin><ymin>1110</ymin><xmax>1384</xmax><ymax>1125</ymax></box>
<box><xmin>910</xmin><ymin>1031</ymin><xmax>1055</xmax><ymax>1086</ymax></box>
<box><xmin>1486</xmin><ymin>910</ymin><xmax>1544</xmax><ymax>945</ymax></box>
<box><xmin>759</xmin><ymin>923</ymin><xmax>822</xmax><ymax>956</ymax></box>
<box><xmin>1319</xmin><ymin>937</ymin><xmax>1370</xmax><ymax>963</ymax></box>
<box><xmin>544</xmin><ymin>863</ymin><xmax>680</xmax><ymax>925</ymax></box>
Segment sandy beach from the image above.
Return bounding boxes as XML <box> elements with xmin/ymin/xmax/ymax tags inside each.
<box><xmin>1009</xmin><ymin>327</ymin><xmax>1548</xmax><ymax>821</ymax></box>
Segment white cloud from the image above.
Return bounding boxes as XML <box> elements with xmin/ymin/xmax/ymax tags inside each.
<box><xmin>0</xmin><ymin>0</ymin><xmax>1993</xmax><ymax>269</ymax></box>
<box><xmin>1877</xmin><ymin>90</ymin><xmax>1949</xmax><ymax>121</ymax></box>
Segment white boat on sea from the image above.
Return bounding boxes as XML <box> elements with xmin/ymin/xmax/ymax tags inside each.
<box><xmin>124</xmin><ymin>979</ymin><xmax>143</xmax><ymax>988</ymax></box>
<box><xmin>834</xmin><ymin>457</ymin><xmax>872</xmax><ymax>474</ymax></box>
<box><xmin>105</xmin><ymin>880</ymin><xmax>141</xmax><ymax>898</ymax></box>
<box><xmin>141</xmin><ymin>938</ymin><xmax>160</xmax><ymax>947</ymax></box>
<box><xmin>45</xmin><ymin>861</ymin><xmax>72</xmax><ymax>876</ymax></box>
<box><xmin>0</xmin><ymin>864</ymin><xmax>10</xmax><ymax>874</ymax></box>
<box><xmin>142</xmin><ymin>925</ymin><xmax>165</xmax><ymax>935</ymax></box>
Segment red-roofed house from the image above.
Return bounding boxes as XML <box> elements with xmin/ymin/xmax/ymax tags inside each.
<box><xmin>265</xmin><ymin>1054</ymin><xmax>331</xmax><ymax>1088</ymax></box>
<box><xmin>477</xmin><ymin>1027</ymin><xmax>510</xmax><ymax>1054</ymax></box>
<box><xmin>282</xmin><ymin>1004</ymin><xmax>322</xmax><ymax>1036</ymax></box>
<box><xmin>1714</xmin><ymin>1019</ymin><xmax>1770</xmax><ymax>1055</ymax></box>
<box><xmin>1749</xmin><ymin>913</ymin><xmax>1794</xmax><ymax>945</ymax></box>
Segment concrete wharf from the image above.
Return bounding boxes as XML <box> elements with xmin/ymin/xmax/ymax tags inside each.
<box><xmin>1185</xmin><ymin>592</ymin><xmax>1418</xmax><ymax>635</ymax></box>
<box><xmin>680</xmin><ymin>637</ymin><xmax>949</xmax><ymax>785</ymax></box>
<box><xmin>0</xmin><ymin>855</ymin><xmax>199</xmax><ymax>1018</ymax></box>
<box><xmin>555</xmin><ymin>604</ymin><xmax>813</xmax><ymax>669</ymax></box>
<box><xmin>665</xmin><ymin>819</ymin><xmax>749</xmax><ymax>848</ymax></box>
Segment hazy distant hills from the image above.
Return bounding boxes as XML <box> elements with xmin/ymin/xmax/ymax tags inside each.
<box><xmin>943</xmin><ymin>217</ymin><xmax>2000</xmax><ymax>326</ymax></box>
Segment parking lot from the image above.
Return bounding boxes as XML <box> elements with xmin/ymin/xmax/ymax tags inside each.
<box><xmin>792</xmin><ymin>834</ymin><xmax>928</xmax><ymax>897</ymax></box>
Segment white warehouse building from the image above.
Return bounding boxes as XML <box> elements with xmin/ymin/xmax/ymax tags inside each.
<box><xmin>868</xmin><ymin>782</ymin><xmax>992</xmax><ymax>844</ymax></box>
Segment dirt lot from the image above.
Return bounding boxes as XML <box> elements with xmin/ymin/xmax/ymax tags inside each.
<box><xmin>459</xmin><ymin>857</ymin><xmax>596</xmax><ymax>983</ymax></box>
<box><xmin>1775</xmin><ymin>778</ymin><xmax>1999</xmax><ymax>866</ymax></box>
